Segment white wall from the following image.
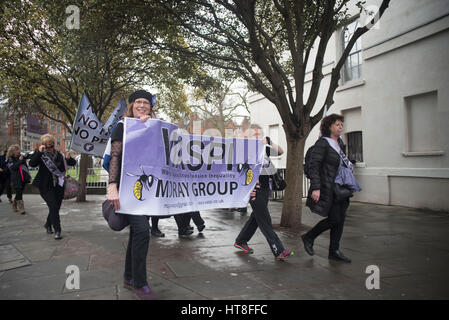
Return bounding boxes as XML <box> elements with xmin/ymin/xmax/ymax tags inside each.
<box><xmin>248</xmin><ymin>0</ymin><xmax>449</xmax><ymax>211</ymax></box>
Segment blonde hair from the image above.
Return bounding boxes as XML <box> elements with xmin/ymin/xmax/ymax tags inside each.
<box><xmin>7</xmin><ymin>144</ymin><xmax>20</xmax><ymax>158</ymax></box>
<box><xmin>41</xmin><ymin>134</ymin><xmax>55</xmax><ymax>145</ymax></box>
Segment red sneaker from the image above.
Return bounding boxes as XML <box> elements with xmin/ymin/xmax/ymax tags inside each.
<box><xmin>234</xmin><ymin>242</ymin><xmax>254</xmax><ymax>254</ymax></box>
<box><xmin>275</xmin><ymin>250</ymin><xmax>294</xmax><ymax>261</ymax></box>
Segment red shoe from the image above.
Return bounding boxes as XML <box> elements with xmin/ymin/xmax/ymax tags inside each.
<box><xmin>234</xmin><ymin>242</ymin><xmax>254</xmax><ymax>254</ymax></box>
<box><xmin>134</xmin><ymin>285</ymin><xmax>157</xmax><ymax>300</ymax></box>
<box><xmin>275</xmin><ymin>250</ymin><xmax>294</xmax><ymax>261</ymax></box>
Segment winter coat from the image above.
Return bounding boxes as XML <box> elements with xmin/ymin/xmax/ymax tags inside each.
<box><xmin>305</xmin><ymin>137</ymin><xmax>347</xmax><ymax>217</ymax></box>
<box><xmin>29</xmin><ymin>150</ymin><xmax>76</xmax><ymax>193</ymax></box>
<box><xmin>0</xmin><ymin>154</ymin><xmax>10</xmax><ymax>179</ymax></box>
<box><xmin>7</xmin><ymin>156</ymin><xmax>28</xmax><ymax>190</ymax></box>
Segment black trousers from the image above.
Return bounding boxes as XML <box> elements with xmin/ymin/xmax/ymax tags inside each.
<box><xmin>124</xmin><ymin>215</ymin><xmax>150</xmax><ymax>288</ymax></box>
<box><xmin>0</xmin><ymin>174</ymin><xmax>12</xmax><ymax>199</ymax></box>
<box><xmin>150</xmin><ymin>214</ymin><xmax>190</xmax><ymax>233</ymax></box>
<box><xmin>185</xmin><ymin>211</ymin><xmax>204</xmax><ymax>227</ymax></box>
<box><xmin>306</xmin><ymin>198</ymin><xmax>350</xmax><ymax>252</ymax></box>
<box><xmin>235</xmin><ymin>188</ymin><xmax>285</xmax><ymax>256</ymax></box>
<box><xmin>40</xmin><ymin>186</ymin><xmax>64</xmax><ymax>232</ymax></box>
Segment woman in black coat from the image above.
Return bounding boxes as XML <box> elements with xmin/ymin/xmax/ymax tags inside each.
<box><xmin>301</xmin><ymin>114</ymin><xmax>354</xmax><ymax>263</ymax></box>
<box><xmin>29</xmin><ymin>134</ymin><xmax>76</xmax><ymax>240</ymax></box>
<box><xmin>6</xmin><ymin>145</ymin><xmax>30</xmax><ymax>214</ymax></box>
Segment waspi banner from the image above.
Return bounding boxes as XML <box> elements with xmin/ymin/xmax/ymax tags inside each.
<box><xmin>70</xmin><ymin>94</ymin><xmax>126</xmax><ymax>157</ymax></box>
<box><xmin>118</xmin><ymin>118</ymin><xmax>265</xmax><ymax>216</ymax></box>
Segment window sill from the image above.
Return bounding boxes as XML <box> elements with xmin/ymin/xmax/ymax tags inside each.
<box><xmin>336</xmin><ymin>79</ymin><xmax>366</xmax><ymax>92</ymax></box>
<box><xmin>402</xmin><ymin>151</ymin><xmax>444</xmax><ymax>157</ymax></box>
<box><xmin>355</xmin><ymin>162</ymin><xmax>366</xmax><ymax>168</ymax></box>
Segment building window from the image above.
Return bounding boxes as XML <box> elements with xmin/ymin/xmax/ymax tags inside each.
<box><xmin>347</xmin><ymin>131</ymin><xmax>363</xmax><ymax>162</ymax></box>
<box><xmin>405</xmin><ymin>91</ymin><xmax>439</xmax><ymax>152</ymax></box>
<box><xmin>341</xmin><ymin>18</ymin><xmax>362</xmax><ymax>83</ymax></box>
<box><xmin>57</xmin><ymin>137</ymin><xmax>61</xmax><ymax>147</ymax></box>
<box><xmin>50</xmin><ymin>122</ymin><xmax>55</xmax><ymax>132</ymax></box>
<box><xmin>57</xmin><ymin>124</ymin><xmax>61</xmax><ymax>134</ymax></box>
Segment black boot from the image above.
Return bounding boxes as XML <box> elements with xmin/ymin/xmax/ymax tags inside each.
<box><xmin>54</xmin><ymin>232</ymin><xmax>63</xmax><ymax>240</ymax></box>
<box><xmin>178</xmin><ymin>229</ymin><xmax>193</xmax><ymax>238</ymax></box>
<box><xmin>328</xmin><ymin>250</ymin><xmax>351</xmax><ymax>263</ymax></box>
<box><xmin>301</xmin><ymin>234</ymin><xmax>315</xmax><ymax>256</ymax></box>
<box><xmin>44</xmin><ymin>224</ymin><xmax>54</xmax><ymax>234</ymax></box>
<box><xmin>151</xmin><ymin>228</ymin><xmax>165</xmax><ymax>237</ymax></box>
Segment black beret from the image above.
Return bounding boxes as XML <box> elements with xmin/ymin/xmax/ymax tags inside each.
<box><xmin>128</xmin><ymin>89</ymin><xmax>153</xmax><ymax>105</ymax></box>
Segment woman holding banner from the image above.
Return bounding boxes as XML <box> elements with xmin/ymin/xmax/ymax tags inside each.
<box><xmin>107</xmin><ymin>89</ymin><xmax>157</xmax><ymax>300</ymax></box>
<box><xmin>234</xmin><ymin>125</ymin><xmax>294</xmax><ymax>261</ymax></box>
<box><xmin>29</xmin><ymin>134</ymin><xmax>76</xmax><ymax>239</ymax></box>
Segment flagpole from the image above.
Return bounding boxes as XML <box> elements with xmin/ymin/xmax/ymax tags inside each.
<box><xmin>69</xmin><ymin>92</ymin><xmax>87</xmax><ymax>151</ymax></box>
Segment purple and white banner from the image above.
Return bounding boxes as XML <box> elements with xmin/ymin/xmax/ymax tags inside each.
<box><xmin>117</xmin><ymin>118</ymin><xmax>265</xmax><ymax>216</ymax></box>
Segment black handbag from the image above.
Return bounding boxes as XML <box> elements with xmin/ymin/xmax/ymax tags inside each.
<box><xmin>333</xmin><ymin>184</ymin><xmax>353</xmax><ymax>203</ymax></box>
<box><xmin>271</xmin><ymin>172</ymin><xmax>287</xmax><ymax>191</ymax></box>
<box><xmin>102</xmin><ymin>200</ymin><xmax>129</xmax><ymax>231</ymax></box>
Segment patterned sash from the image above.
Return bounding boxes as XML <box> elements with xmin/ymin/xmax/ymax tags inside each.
<box><xmin>41</xmin><ymin>152</ymin><xmax>65</xmax><ymax>187</ymax></box>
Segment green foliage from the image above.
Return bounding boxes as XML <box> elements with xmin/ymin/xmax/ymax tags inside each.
<box><xmin>0</xmin><ymin>0</ymin><xmax>201</xmax><ymax>128</ymax></box>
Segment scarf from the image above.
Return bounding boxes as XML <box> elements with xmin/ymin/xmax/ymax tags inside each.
<box><xmin>323</xmin><ymin>137</ymin><xmax>361</xmax><ymax>192</ymax></box>
<box><xmin>41</xmin><ymin>151</ymin><xmax>66</xmax><ymax>187</ymax></box>
<box><xmin>323</xmin><ymin>137</ymin><xmax>354</xmax><ymax>171</ymax></box>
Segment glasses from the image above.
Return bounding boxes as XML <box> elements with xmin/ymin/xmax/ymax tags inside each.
<box><xmin>134</xmin><ymin>100</ymin><xmax>151</xmax><ymax>107</ymax></box>
<box><xmin>46</xmin><ymin>144</ymin><xmax>55</xmax><ymax>148</ymax></box>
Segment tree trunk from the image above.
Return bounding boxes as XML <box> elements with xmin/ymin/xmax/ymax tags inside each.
<box><xmin>280</xmin><ymin>135</ymin><xmax>306</xmax><ymax>229</ymax></box>
<box><xmin>76</xmin><ymin>153</ymin><xmax>88</xmax><ymax>202</ymax></box>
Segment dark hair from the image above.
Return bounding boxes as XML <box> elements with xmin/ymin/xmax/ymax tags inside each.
<box><xmin>320</xmin><ymin>113</ymin><xmax>344</xmax><ymax>137</ymax></box>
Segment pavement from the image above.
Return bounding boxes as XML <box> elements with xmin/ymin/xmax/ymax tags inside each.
<box><xmin>0</xmin><ymin>194</ymin><xmax>449</xmax><ymax>300</ymax></box>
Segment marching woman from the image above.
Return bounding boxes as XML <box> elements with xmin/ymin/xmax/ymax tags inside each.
<box><xmin>234</xmin><ymin>125</ymin><xmax>294</xmax><ymax>261</ymax></box>
<box><xmin>29</xmin><ymin>134</ymin><xmax>76</xmax><ymax>239</ymax></box>
<box><xmin>301</xmin><ymin>114</ymin><xmax>361</xmax><ymax>263</ymax></box>
<box><xmin>107</xmin><ymin>89</ymin><xmax>157</xmax><ymax>300</ymax></box>
<box><xmin>7</xmin><ymin>145</ymin><xmax>30</xmax><ymax>214</ymax></box>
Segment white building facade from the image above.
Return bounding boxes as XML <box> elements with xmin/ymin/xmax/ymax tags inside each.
<box><xmin>248</xmin><ymin>0</ymin><xmax>449</xmax><ymax>212</ymax></box>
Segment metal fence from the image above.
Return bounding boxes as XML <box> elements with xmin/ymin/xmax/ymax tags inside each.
<box><xmin>29</xmin><ymin>165</ymin><xmax>108</xmax><ymax>189</ymax></box>
<box><xmin>76</xmin><ymin>166</ymin><xmax>108</xmax><ymax>189</ymax></box>
<box><xmin>30</xmin><ymin>166</ymin><xmax>310</xmax><ymax>195</ymax></box>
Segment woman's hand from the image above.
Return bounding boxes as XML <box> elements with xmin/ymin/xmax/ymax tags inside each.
<box><xmin>39</xmin><ymin>145</ymin><xmax>45</xmax><ymax>153</ymax></box>
<box><xmin>311</xmin><ymin>189</ymin><xmax>320</xmax><ymax>203</ymax></box>
<box><xmin>139</xmin><ymin>114</ymin><xmax>152</xmax><ymax>123</ymax></box>
<box><xmin>65</xmin><ymin>151</ymin><xmax>72</xmax><ymax>159</ymax></box>
<box><xmin>250</xmin><ymin>182</ymin><xmax>261</xmax><ymax>201</ymax></box>
<box><xmin>107</xmin><ymin>184</ymin><xmax>120</xmax><ymax>211</ymax></box>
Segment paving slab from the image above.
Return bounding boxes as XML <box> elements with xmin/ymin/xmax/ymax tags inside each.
<box><xmin>1</xmin><ymin>194</ymin><xmax>448</xmax><ymax>300</ymax></box>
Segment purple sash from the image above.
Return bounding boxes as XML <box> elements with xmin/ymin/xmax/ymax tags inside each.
<box><xmin>41</xmin><ymin>152</ymin><xmax>65</xmax><ymax>187</ymax></box>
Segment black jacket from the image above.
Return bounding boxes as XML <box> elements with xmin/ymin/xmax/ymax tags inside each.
<box><xmin>0</xmin><ymin>154</ymin><xmax>10</xmax><ymax>178</ymax></box>
<box><xmin>305</xmin><ymin>137</ymin><xmax>346</xmax><ymax>217</ymax></box>
<box><xmin>29</xmin><ymin>150</ymin><xmax>76</xmax><ymax>192</ymax></box>
<box><xmin>7</xmin><ymin>156</ymin><xmax>28</xmax><ymax>190</ymax></box>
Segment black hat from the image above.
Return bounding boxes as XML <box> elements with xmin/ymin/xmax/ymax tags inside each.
<box><xmin>128</xmin><ymin>90</ymin><xmax>153</xmax><ymax>105</ymax></box>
